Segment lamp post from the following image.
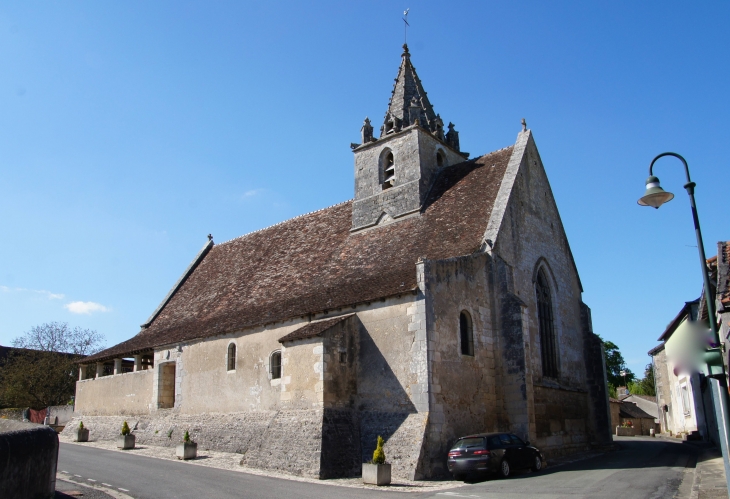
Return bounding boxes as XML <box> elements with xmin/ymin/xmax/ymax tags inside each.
<box><xmin>638</xmin><ymin>152</ymin><xmax>730</xmax><ymax>497</ymax></box>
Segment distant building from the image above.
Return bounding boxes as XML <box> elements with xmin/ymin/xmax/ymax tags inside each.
<box><xmin>649</xmin><ymin>241</ymin><xmax>730</xmax><ymax>445</ymax></box>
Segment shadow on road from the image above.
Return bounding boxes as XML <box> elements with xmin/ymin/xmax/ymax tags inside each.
<box><xmin>460</xmin><ymin>436</ymin><xmax>702</xmax><ymax>485</ymax></box>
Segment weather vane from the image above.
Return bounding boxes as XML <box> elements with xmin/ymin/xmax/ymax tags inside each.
<box><xmin>403</xmin><ymin>8</ymin><xmax>410</xmax><ymax>45</ymax></box>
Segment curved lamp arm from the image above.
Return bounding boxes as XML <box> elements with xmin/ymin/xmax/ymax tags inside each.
<box><xmin>649</xmin><ymin>152</ymin><xmax>692</xmax><ymax>185</ymax></box>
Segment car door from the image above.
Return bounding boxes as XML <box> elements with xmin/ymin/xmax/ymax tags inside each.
<box><xmin>498</xmin><ymin>434</ymin><xmax>518</xmax><ymax>467</ymax></box>
<box><xmin>508</xmin><ymin>434</ymin><xmax>529</xmax><ymax>469</ymax></box>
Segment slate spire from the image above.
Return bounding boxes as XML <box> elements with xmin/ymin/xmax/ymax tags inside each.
<box><xmin>380</xmin><ymin>44</ymin><xmax>438</xmax><ymax>137</ymax></box>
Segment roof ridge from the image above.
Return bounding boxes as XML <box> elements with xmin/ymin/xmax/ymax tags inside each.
<box><xmin>217</xmin><ymin>199</ymin><xmax>353</xmax><ymax>246</ymax></box>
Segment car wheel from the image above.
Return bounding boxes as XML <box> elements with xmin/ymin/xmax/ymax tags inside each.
<box><xmin>498</xmin><ymin>459</ymin><xmax>511</xmax><ymax>478</ymax></box>
<box><xmin>532</xmin><ymin>455</ymin><xmax>543</xmax><ymax>472</ymax></box>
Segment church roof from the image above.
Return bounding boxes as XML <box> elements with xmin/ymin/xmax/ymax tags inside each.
<box><xmin>83</xmin><ymin>145</ymin><xmax>514</xmax><ymax>364</ymax></box>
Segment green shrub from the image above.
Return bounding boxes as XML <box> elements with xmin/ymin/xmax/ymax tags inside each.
<box><xmin>79</xmin><ymin>421</ymin><xmax>84</xmax><ymax>430</ymax></box>
<box><xmin>121</xmin><ymin>421</ymin><xmax>131</xmax><ymax>436</ymax></box>
<box><xmin>372</xmin><ymin>435</ymin><xmax>385</xmax><ymax>465</ymax></box>
<box><xmin>183</xmin><ymin>430</ymin><xmax>191</xmax><ymax>443</ymax></box>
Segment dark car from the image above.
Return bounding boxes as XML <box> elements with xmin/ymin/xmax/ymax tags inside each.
<box><xmin>447</xmin><ymin>432</ymin><xmax>544</xmax><ymax>480</ymax></box>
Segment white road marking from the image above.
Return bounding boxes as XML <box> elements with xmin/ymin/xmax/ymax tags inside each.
<box><xmin>102</xmin><ymin>483</ymin><xmax>113</xmax><ymax>487</ymax></box>
<box><xmin>61</xmin><ymin>471</ymin><xmax>68</xmax><ymax>473</ymax></box>
<box><xmin>74</xmin><ymin>474</ymin><xmax>82</xmax><ymax>478</ymax></box>
<box><xmin>119</xmin><ymin>488</ymin><xmax>130</xmax><ymax>492</ymax></box>
<box><xmin>87</xmin><ymin>478</ymin><xmax>96</xmax><ymax>482</ymax></box>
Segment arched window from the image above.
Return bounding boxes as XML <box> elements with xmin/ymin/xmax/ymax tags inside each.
<box><xmin>270</xmin><ymin>350</ymin><xmax>282</xmax><ymax>380</ymax></box>
<box><xmin>459</xmin><ymin>311</ymin><xmax>474</xmax><ymax>356</ymax></box>
<box><xmin>227</xmin><ymin>343</ymin><xmax>236</xmax><ymax>371</ymax></box>
<box><xmin>436</xmin><ymin>150</ymin><xmax>445</xmax><ymax>167</ymax></box>
<box><xmin>536</xmin><ymin>270</ymin><xmax>558</xmax><ymax>378</ymax></box>
<box><xmin>381</xmin><ymin>150</ymin><xmax>395</xmax><ymax>189</ymax></box>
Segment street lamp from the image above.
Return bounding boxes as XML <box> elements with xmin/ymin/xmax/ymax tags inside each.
<box><xmin>638</xmin><ymin>152</ymin><xmax>730</xmax><ymax>497</ymax></box>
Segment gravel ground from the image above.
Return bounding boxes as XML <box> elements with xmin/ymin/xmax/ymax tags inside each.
<box><xmin>59</xmin><ymin>436</ymin><xmax>464</xmax><ymax>493</ymax></box>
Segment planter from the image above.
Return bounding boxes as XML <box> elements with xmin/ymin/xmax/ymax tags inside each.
<box><xmin>176</xmin><ymin>442</ymin><xmax>197</xmax><ymax>460</ymax></box>
<box><xmin>74</xmin><ymin>428</ymin><xmax>89</xmax><ymax>442</ymax></box>
<box><xmin>616</xmin><ymin>426</ymin><xmax>635</xmax><ymax>437</ymax></box>
<box><xmin>117</xmin><ymin>434</ymin><xmax>136</xmax><ymax>449</ymax></box>
<box><xmin>362</xmin><ymin>463</ymin><xmax>391</xmax><ymax>486</ymax></box>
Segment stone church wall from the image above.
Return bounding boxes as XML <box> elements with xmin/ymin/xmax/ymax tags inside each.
<box><xmin>418</xmin><ymin>253</ymin><xmax>501</xmax><ymax>477</ymax></box>
<box><xmin>491</xmin><ymin>131</ymin><xmax>603</xmax><ymax>455</ymax></box>
<box><xmin>75</xmin><ymin>369</ymin><xmax>153</xmax><ymax>416</ymax></box>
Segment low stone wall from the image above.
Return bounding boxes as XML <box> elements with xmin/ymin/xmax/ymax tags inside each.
<box><xmin>0</xmin><ymin>408</ymin><xmax>26</xmax><ymax>421</ymax></box>
<box><xmin>0</xmin><ymin>420</ymin><xmax>58</xmax><ymax>499</ymax></box>
<box><xmin>616</xmin><ymin>426</ymin><xmax>635</xmax><ymax>436</ymax></box>
<box><xmin>75</xmin><ymin>369</ymin><xmax>154</xmax><ymax>416</ymax></box>
<box><xmin>47</xmin><ymin>405</ymin><xmax>75</xmax><ymax>426</ymax></box>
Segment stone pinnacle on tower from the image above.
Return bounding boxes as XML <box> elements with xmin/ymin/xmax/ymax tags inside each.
<box><xmin>381</xmin><ymin>44</ymin><xmax>438</xmax><ymax>137</ymax></box>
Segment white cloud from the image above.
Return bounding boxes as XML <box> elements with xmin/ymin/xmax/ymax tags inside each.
<box><xmin>242</xmin><ymin>189</ymin><xmax>264</xmax><ymax>199</ymax></box>
<box><xmin>64</xmin><ymin>301</ymin><xmax>110</xmax><ymax>315</ymax></box>
<box><xmin>0</xmin><ymin>285</ymin><xmax>64</xmax><ymax>300</ymax></box>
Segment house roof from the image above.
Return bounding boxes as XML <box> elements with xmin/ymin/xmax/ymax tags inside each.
<box><xmin>717</xmin><ymin>242</ymin><xmax>730</xmax><ymax>312</ymax></box>
<box><xmin>657</xmin><ymin>299</ymin><xmax>700</xmax><ymax>342</ymax></box>
<box><xmin>618</xmin><ymin>401</ymin><xmax>654</xmax><ymax>420</ymax></box>
<box><xmin>278</xmin><ymin>314</ymin><xmax>354</xmax><ymax>343</ymax></box>
<box><xmin>83</xmin><ymin>145</ymin><xmax>515</xmax><ymax>364</ymax></box>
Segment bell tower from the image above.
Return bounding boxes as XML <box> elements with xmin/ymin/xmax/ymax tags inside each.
<box><xmin>350</xmin><ymin>45</ymin><xmax>467</xmax><ymax>231</ymax></box>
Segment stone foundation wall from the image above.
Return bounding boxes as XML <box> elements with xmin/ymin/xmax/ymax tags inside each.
<box><xmin>359</xmin><ymin>411</ymin><xmax>428</xmax><ymax>480</ymax></box>
<box><xmin>63</xmin><ymin>408</ymin><xmax>429</xmax><ymax>480</ymax></box>
<box><xmin>533</xmin><ymin>385</ymin><xmax>590</xmax><ymax>458</ymax></box>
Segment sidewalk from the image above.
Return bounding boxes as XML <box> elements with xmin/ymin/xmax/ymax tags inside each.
<box><xmin>692</xmin><ymin>445</ymin><xmax>728</xmax><ymax>499</ymax></box>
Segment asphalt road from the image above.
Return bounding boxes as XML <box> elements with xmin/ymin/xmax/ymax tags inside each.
<box><xmin>58</xmin><ymin>437</ymin><xmax>696</xmax><ymax>499</ymax></box>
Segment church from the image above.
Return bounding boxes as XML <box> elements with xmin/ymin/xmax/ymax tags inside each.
<box><xmin>66</xmin><ymin>44</ymin><xmax>612</xmax><ymax>480</ymax></box>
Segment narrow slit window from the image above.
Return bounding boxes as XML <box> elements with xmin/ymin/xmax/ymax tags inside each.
<box><xmin>227</xmin><ymin>343</ymin><xmax>236</xmax><ymax>371</ymax></box>
<box><xmin>383</xmin><ymin>151</ymin><xmax>395</xmax><ymax>188</ymax></box>
<box><xmin>537</xmin><ymin>270</ymin><xmax>559</xmax><ymax>378</ymax></box>
<box><xmin>460</xmin><ymin>311</ymin><xmax>474</xmax><ymax>356</ymax></box>
<box><xmin>270</xmin><ymin>351</ymin><xmax>281</xmax><ymax>380</ymax></box>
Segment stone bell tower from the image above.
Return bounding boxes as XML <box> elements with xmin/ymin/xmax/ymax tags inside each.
<box><xmin>350</xmin><ymin>44</ymin><xmax>467</xmax><ymax>231</ymax></box>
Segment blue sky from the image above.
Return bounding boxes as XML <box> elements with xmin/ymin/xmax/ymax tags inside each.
<box><xmin>0</xmin><ymin>1</ymin><xmax>727</xmax><ymax>376</ymax></box>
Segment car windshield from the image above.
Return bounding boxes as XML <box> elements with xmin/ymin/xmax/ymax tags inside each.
<box><xmin>451</xmin><ymin>438</ymin><xmax>483</xmax><ymax>450</ymax></box>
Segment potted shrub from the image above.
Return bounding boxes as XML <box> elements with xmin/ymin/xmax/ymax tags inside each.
<box><xmin>362</xmin><ymin>435</ymin><xmax>391</xmax><ymax>486</ymax></box>
<box><xmin>117</xmin><ymin>421</ymin><xmax>136</xmax><ymax>449</ymax></box>
<box><xmin>74</xmin><ymin>421</ymin><xmax>89</xmax><ymax>442</ymax></box>
<box><xmin>176</xmin><ymin>430</ymin><xmax>197</xmax><ymax>460</ymax></box>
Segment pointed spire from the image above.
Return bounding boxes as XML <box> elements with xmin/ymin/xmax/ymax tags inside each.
<box><xmin>381</xmin><ymin>44</ymin><xmax>438</xmax><ymax>137</ymax></box>
<box><xmin>361</xmin><ymin>117</ymin><xmax>373</xmax><ymax>143</ymax></box>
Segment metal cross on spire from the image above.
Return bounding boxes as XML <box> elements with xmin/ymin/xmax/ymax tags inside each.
<box><xmin>403</xmin><ymin>8</ymin><xmax>410</xmax><ymax>45</ymax></box>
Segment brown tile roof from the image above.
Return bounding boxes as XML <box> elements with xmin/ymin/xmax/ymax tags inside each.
<box><xmin>278</xmin><ymin>315</ymin><xmax>354</xmax><ymax>343</ymax></box>
<box><xmin>83</xmin><ymin>146</ymin><xmax>514</xmax><ymax>363</ymax></box>
<box><xmin>618</xmin><ymin>401</ymin><xmax>654</xmax><ymax>420</ymax></box>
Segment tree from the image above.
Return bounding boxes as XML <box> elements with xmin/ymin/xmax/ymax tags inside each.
<box><xmin>598</xmin><ymin>335</ymin><xmax>635</xmax><ymax>390</ymax></box>
<box><xmin>0</xmin><ymin>322</ymin><xmax>105</xmax><ymax>409</ymax></box>
<box><xmin>12</xmin><ymin>322</ymin><xmax>104</xmax><ymax>355</ymax></box>
<box><xmin>628</xmin><ymin>363</ymin><xmax>656</xmax><ymax>396</ymax></box>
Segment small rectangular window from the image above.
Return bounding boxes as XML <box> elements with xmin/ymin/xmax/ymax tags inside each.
<box><xmin>339</xmin><ymin>351</ymin><xmax>347</xmax><ymax>364</ymax></box>
<box><xmin>680</xmin><ymin>383</ymin><xmax>691</xmax><ymax>415</ymax></box>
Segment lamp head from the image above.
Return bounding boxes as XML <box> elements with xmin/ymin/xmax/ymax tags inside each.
<box><xmin>638</xmin><ymin>175</ymin><xmax>674</xmax><ymax>209</ymax></box>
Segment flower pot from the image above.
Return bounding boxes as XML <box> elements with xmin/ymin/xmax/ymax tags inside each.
<box><xmin>176</xmin><ymin>442</ymin><xmax>197</xmax><ymax>460</ymax></box>
<box><xmin>74</xmin><ymin>428</ymin><xmax>89</xmax><ymax>442</ymax></box>
<box><xmin>615</xmin><ymin>426</ymin><xmax>635</xmax><ymax>437</ymax></box>
<box><xmin>117</xmin><ymin>434</ymin><xmax>136</xmax><ymax>449</ymax></box>
<box><xmin>362</xmin><ymin>463</ymin><xmax>391</xmax><ymax>486</ymax></box>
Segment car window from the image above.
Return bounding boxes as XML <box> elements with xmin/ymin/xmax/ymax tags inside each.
<box><xmin>450</xmin><ymin>437</ymin><xmax>484</xmax><ymax>450</ymax></box>
<box><xmin>487</xmin><ymin>436</ymin><xmax>502</xmax><ymax>449</ymax></box>
<box><xmin>499</xmin><ymin>434</ymin><xmax>512</xmax><ymax>446</ymax></box>
<box><xmin>509</xmin><ymin>434</ymin><xmax>524</xmax><ymax>446</ymax></box>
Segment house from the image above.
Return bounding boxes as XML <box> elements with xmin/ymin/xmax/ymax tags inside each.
<box><xmin>65</xmin><ymin>44</ymin><xmax>611</xmax><ymax>480</ymax></box>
